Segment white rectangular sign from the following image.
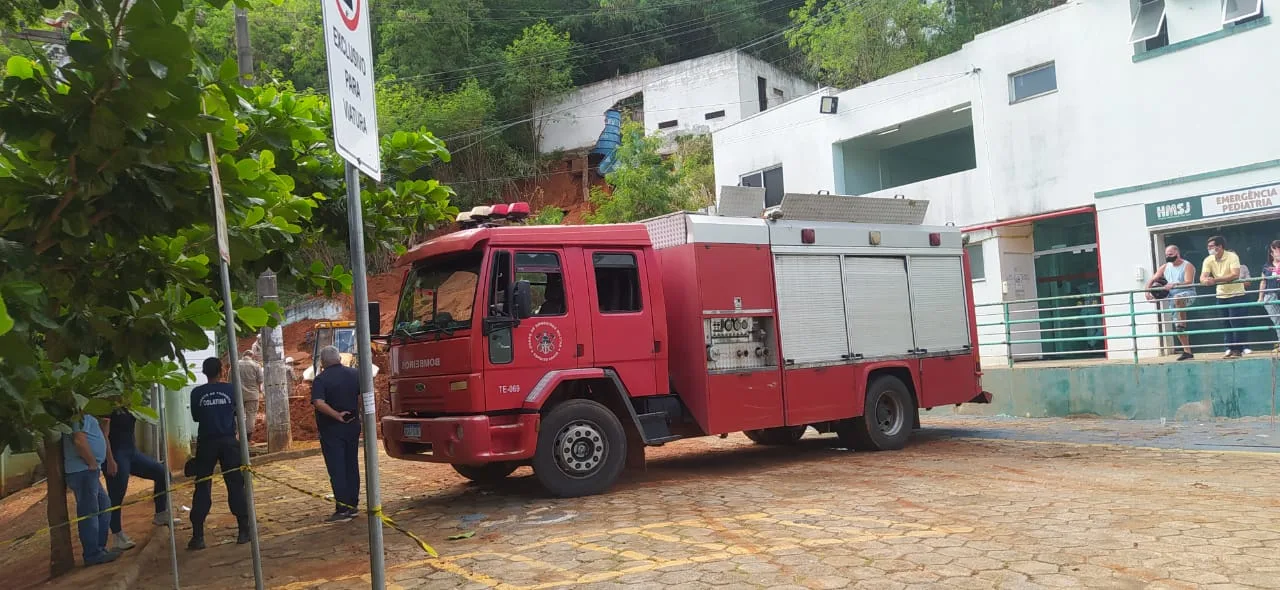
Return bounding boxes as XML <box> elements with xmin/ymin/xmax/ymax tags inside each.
<box><xmin>321</xmin><ymin>0</ymin><xmax>381</xmax><ymax>181</ymax></box>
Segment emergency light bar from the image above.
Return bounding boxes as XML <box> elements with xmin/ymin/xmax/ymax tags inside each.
<box><xmin>455</xmin><ymin>201</ymin><xmax>533</xmax><ymax>229</ymax></box>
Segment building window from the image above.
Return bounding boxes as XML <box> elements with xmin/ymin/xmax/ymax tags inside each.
<box><xmin>740</xmin><ymin>166</ymin><xmax>785</xmax><ymax>208</ymax></box>
<box><xmin>1008</xmin><ymin>62</ymin><xmax>1057</xmax><ymax>104</ymax></box>
<box><xmin>772</xmin><ymin>88</ymin><xmax>784</xmax><ymax>98</ymax></box>
<box><xmin>966</xmin><ymin>244</ymin><xmax>985</xmax><ymax>281</ymax></box>
<box><xmin>1223</xmin><ymin>0</ymin><xmax>1264</xmax><ymax>25</ymax></box>
<box><xmin>757</xmin><ymin>76</ymin><xmax>768</xmax><ymax>111</ymax></box>
<box><xmin>1145</xmin><ymin>18</ymin><xmax>1169</xmax><ymax>51</ymax></box>
<box><xmin>657</xmin><ymin>120</ymin><xmax>678</xmax><ymax>130</ymax></box>
<box><xmin>593</xmin><ymin>253</ymin><xmax>642</xmax><ymax>313</ymax></box>
<box><xmin>1129</xmin><ymin>0</ymin><xmax>1167</xmax><ymax>44</ymax></box>
<box><xmin>704</xmin><ymin>110</ymin><xmax>726</xmax><ymax>120</ymax></box>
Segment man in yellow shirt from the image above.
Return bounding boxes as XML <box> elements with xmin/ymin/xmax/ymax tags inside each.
<box><xmin>1200</xmin><ymin>235</ymin><xmax>1248</xmax><ymax>358</ymax></box>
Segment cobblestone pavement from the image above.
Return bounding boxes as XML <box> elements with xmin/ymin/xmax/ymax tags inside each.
<box><xmin>118</xmin><ymin>417</ymin><xmax>1280</xmax><ymax>590</ymax></box>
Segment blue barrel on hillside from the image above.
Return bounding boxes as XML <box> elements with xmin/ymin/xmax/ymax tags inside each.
<box><xmin>592</xmin><ymin>109</ymin><xmax>623</xmax><ymax>175</ymax></box>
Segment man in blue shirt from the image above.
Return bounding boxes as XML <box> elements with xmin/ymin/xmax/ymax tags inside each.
<box><xmin>311</xmin><ymin>345</ymin><xmax>362</xmax><ymax>523</ymax></box>
<box><xmin>188</xmin><ymin>357</ymin><xmax>251</xmax><ymax>550</ymax></box>
<box><xmin>62</xmin><ymin>414</ymin><xmax>120</xmax><ymax>566</ymax></box>
<box><xmin>103</xmin><ymin>406</ymin><xmax>178</xmax><ymax>552</ymax></box>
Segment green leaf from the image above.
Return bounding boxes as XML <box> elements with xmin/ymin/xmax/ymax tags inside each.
<box><xmin>4</xmin><ymin>56</ymin><xmax>35</xmax><ymax>80</ymax></box>
<box><xmin>243</xmin><ymin>206</ymin><xmax>266</xmax><ymax>227</ymax></box>
<box><xmin>3</xmin><ymin>281</ymin><xmax>43</xmax><ymax>306</ymax></box>
<box><xmin>131</xmin><ymin>405</ymin><xmax>160</xmax><ymax>423</ymax></box>
<box><xmin>148</xmin><ymin>60</ymin><xmax>169</xmax><ymax>80</ymax></box>
<box><xmin>447</xmin><ymin>531</ymin><xmax>475</xmax><ymax>540</ymax></box>
<box><xmin>178</xmin><ymin>297</ymin><xmax>222</xmax><ymax>329</ymax></box>
<box><xmin>236</xmin><ymin>306</ymin><xmax>269</xmax><ymax>329</ymax></box>
<box><xmin>0</xmin><ymin>293</ymin><xmax>12</xmax><ymax>337</ymax></box>
<box><xmin>83</xmin><ymin>398</ymin><xmax>114</xmax><ymax>417</ymax></box>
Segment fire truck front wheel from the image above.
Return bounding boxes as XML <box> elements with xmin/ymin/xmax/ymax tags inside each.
<box><xmin>837</xmin><ymin>375</ymin><xmax>914</xmax><ymax>451</ymax></box>
<box><xmin>452</xmin><ymin>462</ymin><xmax>519</xmax><ymax>484</ymax></box>
<box><xmin>533</xmin><ymin>399</ymin><xmax>627</xmax><ymax>498</ymax></box>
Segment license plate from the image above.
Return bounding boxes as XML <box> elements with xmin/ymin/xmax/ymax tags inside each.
<box><xmin>402</xmin><ymin>423</ymin><xmax>421</xmax><ymax>439</ymax></box>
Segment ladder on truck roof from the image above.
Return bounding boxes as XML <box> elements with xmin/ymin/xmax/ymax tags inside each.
<box><xmin>713</xmin><ymin>187</ymin><xmax>930</xmax><ymax>225</ymax></box>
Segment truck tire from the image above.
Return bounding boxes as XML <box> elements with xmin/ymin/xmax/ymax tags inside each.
<box><xmin>452</xmin><ymin>462</ymin><xmax>518</xmax><ymax>484</ymax></box>
<box><xmin>743</xmin><ymin>425</ymin><xmax>806</xmax><ymax>446</ymax></box>
<box><xmin>836</xmin><ymin>375</ymin><xmax>914</xmax><ymax>451</ymax></box>
<box><xmin>532</xmin><ymin>399</ymin><xmax>627</xmax><ymax>498</ymax></box>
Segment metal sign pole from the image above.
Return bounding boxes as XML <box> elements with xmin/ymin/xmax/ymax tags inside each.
<box><xmin>205</xmin><ymin>128</ymin><xmax>266</xmax><ymax>590</ymax></box>
<box><xmin>345</xmin><ymin>162</ymin><xmax>387</xmax><ymax>589</ymax></box>
<box><xmin>155</xmin><ymin>384</ymin><xmax>181</xmax><ymax>589</ymax></box>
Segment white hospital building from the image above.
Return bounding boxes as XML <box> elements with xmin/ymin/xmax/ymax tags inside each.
<box><xmin>711</xmin><ymin>0</ymin><xmax>1279</xmax><ymax>360</ymax></box>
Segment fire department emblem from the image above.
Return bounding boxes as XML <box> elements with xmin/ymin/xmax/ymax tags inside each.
<box><xmin>528</xmin><ymin>322</ymin><xmax>563</xmax><ymax>362</ymax></box>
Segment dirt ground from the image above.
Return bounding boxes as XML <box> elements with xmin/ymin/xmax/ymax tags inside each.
<box><xmin>69</xmin><ymin>415</ymin><xmax>1280</xmax><ymax>590</ymax></box>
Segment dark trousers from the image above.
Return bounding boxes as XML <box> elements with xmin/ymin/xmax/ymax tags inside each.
<box><xmin>66</xmin><ymin>469</ymin><xmax>110</xmax><ymax>564</ymax></box>
<box><xmin>105</xmin><ymin>447</ymin><xmax>169</xmax><ymax>533</ymax></box>
<box><xmin>191</xmin><ymin>436</ymin><xmax>247</xmax><ymax>538</ymax></box>
<box><xmin>1221</xmin><ymin>294</ymin><xmax>1252</xmax><ymax>353</ymax></box>
<box><xmin>319</xmin><ymin>424</ymin><xmax>361</xmax><ymax>513</ymax></box>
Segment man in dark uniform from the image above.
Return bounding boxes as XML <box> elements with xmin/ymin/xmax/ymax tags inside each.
<box><xmin>188</xmin><ymin>357</ymin><xmax>251</xmax><ymax>550</ymax></box>
<box><xmin>311</xmin><ymin>345</ymin><xmax>362</xmax><ymax>523</ymax></box>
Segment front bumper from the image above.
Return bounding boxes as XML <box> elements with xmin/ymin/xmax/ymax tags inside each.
<box><xmin>381</xmin><ymin>414</ymin><xmax>540</xmax><ymax>464</ymax></box>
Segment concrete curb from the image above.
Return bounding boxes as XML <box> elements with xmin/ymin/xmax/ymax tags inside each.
<box><xmin>251</xmin><ymin>446</ymin><xmax>322</xmax><ymax>467</ymax></box>
<box><xmin>103</xmin><ymin>528</ymin><xmax>168</xmax><ymax>590</ymax></box>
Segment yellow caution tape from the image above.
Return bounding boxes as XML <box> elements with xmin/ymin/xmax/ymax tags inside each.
<box><xmin>0</xmin><ymin>464</ymin><xmax>248</xmax><ymax>549</ymax></box>
<box><xmin>247</xmin><ymin>468</ymin><xmax>439</xmax><ymax>558</ymax></box>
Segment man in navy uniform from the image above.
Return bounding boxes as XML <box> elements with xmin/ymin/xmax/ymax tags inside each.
<box><xmin>188</xmin><ymin>357</ymin><xmax>251</xmax><ymax>549</ymax></box>
<box><xmin>311</xmin><ymin>345</ymin><xmax>362</xmax><ymax>523</ymax></box>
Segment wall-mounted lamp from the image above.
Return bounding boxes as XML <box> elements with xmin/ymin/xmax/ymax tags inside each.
<box><xmin>876</xmin><ymin>125</ymin><xmax>900</xmax><ymax>136</ymax></box>
<box><xmin>819</xmin><ymin>96</ymin><xmax>839</xmax><ymax>114</ymax></box>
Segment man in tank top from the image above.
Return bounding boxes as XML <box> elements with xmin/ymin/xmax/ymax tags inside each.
<box><xmin>1146</xmin><ymin>244</ymin><xmax>1196</xmax><ymax>361</ymax></box>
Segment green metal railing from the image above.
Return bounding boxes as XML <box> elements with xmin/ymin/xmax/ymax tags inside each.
<box><xmin>975</xmin><ymin>279</ymin><xmax>1280</xmax><ymax>366</ymax></box>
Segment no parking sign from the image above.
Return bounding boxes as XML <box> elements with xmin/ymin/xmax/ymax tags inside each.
<box><xmin>321</xmin><ymin>0</ymin><xmax>381</xmax><ymax>180</ymax></box>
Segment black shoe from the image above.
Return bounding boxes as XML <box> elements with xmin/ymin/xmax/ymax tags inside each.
<box><xmin>325</xmin><ymin>511</ymin><xmax>355</xmax><ymax>524</ymax></box>
<box><xmin>1177</xmin><ymin>352</ymin><xmax>1194</xmax><ymax>361</ymax></box>
<box><xmin>343</xmin><ymin>507</ymin><xmax>360</xmax><ymax>518</ymax></box>
<box><xmin>187</xmin><ymin>537</ymin><xmax>206</xmax><ymax>551</ymax></box>
<box><xmin>237</xmin><ymin>530</ymin><xmax>251</xmax><ymax>544</ymax></box>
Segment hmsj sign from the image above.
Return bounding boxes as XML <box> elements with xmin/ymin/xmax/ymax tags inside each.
<box><xmin>1145</xmin><ymin>181</ymin><xmax>1280</xmax><ymax>227</ymax></box>
<box><xmin>322</xmin><ymin>0</ymin><xmax>381</xmax><ymax>180</ymax></box>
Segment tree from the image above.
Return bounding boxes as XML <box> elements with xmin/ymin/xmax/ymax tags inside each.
<box><xmin>786</xmin><ymin>0</ymin><xmax>951</xmax><ymax>89</ymax></box>
<box><xmin>191</xmin><ymin>0</ymin><xmax>327</xmax><ymax>90</ymax></box>
<box><xmin>586</xmin><ymin>122</ymin><xmax>709</xmax><ymax>224</ymax></box>
<box><xmin>0</xmin><ymin>0</ymin><xmax>453</xmax><ymax>575</ymax></box>
<box><xmin>499</xmin><ymin>21</ymin><xmax>576</xmax><ymax>150</ymax></box>
<box><xmin>942</xmin><ymin>0</ymin><xmax>1064</xmax><ymax>46</ymax></box>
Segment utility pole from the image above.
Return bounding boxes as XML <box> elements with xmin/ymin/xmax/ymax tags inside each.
<box><xmin>257</xmin><ymin>272</ymin><xmax>292</xmax><ymax>452</ymax></box>
<box><xmin>234</xmin><ymin>8</ymin><xmax>253</xmax><ymax>86</ymax></box>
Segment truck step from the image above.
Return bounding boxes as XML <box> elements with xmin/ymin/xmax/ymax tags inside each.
<box><xmin>636</xmin><ymin>411</ymin><xmax>680</xmax><ymax>444</ymax></box>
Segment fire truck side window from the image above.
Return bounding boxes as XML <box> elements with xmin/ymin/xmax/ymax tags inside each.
<box><xmin>592</xmin><ymin>253</ymin><xmax>642</xmax><ymax>313</ymax></box>
<box><xmin>515</xmin><ymin>252</ymin><xmax>566</xmax><ymax>317</ymax></box>
<box><xmin>487</xmin><ymin>250</ymin><xmax>512</xmax><ymax>316</ymax></box>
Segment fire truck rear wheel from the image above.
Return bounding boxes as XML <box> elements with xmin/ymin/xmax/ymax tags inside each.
<box><xmin>533</xmin><ymin>399</ymin><xmax>627</xmax><ymax>498</ymax></box>
<box><xmin>837</xmin><ymin>375</ymin><xmax>914</xmax><ymax>451</ymax></box>
<box><xmin>743</xmin><ymin>426</ymin><xmax>806</xmax><ymax>446</ymax></box>
<box><xmin>452</xmin><ymin>462</ymin><xmax>518</xmax><ymax>484</ymax></box>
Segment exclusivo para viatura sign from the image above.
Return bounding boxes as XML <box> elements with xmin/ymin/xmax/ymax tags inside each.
<box><xmin>321</xmin><ymin>0</ymin><xmax>381</xmax><ymax>180</ymax></box>
<box><xmin>1145</xmin><ymin>181</ymin><xmax>1280</xmax><ymax>227</ymax></box>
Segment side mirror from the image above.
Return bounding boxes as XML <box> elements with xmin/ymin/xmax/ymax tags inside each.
<box><xmin>367</xmin><ymin>301</ymin><xmax>382</xmax><ymax>336</ymax></box>
<box><xmin>513</xmin><ymin>280</ymin><xmax>534</xmax><ymax>320</ymax></box>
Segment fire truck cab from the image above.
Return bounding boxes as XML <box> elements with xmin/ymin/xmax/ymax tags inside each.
<box><xmin>381</xmin><ymin>194</ymin><xmax>989</xmax><ymax>497</ymax></box>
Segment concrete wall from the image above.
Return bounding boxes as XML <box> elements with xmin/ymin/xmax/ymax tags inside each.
<box><xmin>537</xmin><ymin>51</ymin><xmax>816</xmax><ymax>153</ymax></box>
<box><xmin>959</xmin><ymin>356</ymin><xmax>1280</xmax><ymax>420</ymax></box>
<box><xmin>713</xmin><ymin>0</ymin><xmax>1280</xmax><ymax>357</ymax></box>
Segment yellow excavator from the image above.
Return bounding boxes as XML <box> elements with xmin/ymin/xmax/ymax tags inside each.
<box><xmin>300</xmin><ymin>320</ymin><xmax>383</xmax><ymax>381</ymax></box>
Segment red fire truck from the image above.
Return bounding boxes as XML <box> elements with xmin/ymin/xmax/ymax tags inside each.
<box><xmin>380</xmin><ymin>194</ymin><xmax>990</xmax><ymax>497</ymax></box>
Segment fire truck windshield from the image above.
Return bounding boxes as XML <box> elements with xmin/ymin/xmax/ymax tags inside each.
<box><xmin>394</xmin><ymin>251</ymin><xmax>482</xmax><ymax>337</ymax></box>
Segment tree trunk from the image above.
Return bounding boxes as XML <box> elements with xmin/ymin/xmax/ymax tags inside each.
<box><xmin>41</xmin><ymin>436</ymin><xmax>74</xmax><ymax>577</ymax></box>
